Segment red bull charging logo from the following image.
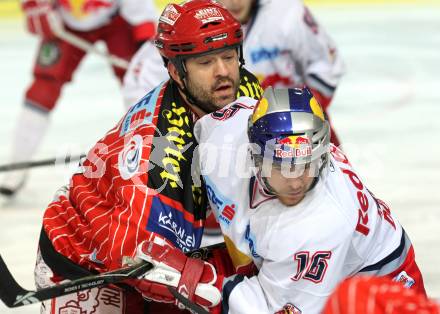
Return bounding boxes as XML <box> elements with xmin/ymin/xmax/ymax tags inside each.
<box><xmin>275</xmin><ymin>135</ymin><xmax>311</xmax><ymax>158</ymax></box>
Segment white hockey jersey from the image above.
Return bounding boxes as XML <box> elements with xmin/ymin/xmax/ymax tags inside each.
<box><xmin>123</xmin><ymin>41</ymin><xmax>168</xmax><ymax>107</ymax></box>
<box><xmin>122</xmin><ymin>0</ymin><xmax>345</xmax><ymax>108</ymax></box>
<box><xmin>194</xmin><ymin>97</ymin><xmax>411</xmax><ymax>314</ymax></box>
<box><xmin>55</xmin><ymin>0</ymin><xmax>158</xmax><ymax>32</ymax></box>
<box><xmin>242</xmin><ymin>0</ymin><xmax>344</xmax><ymax>96</ymax></box>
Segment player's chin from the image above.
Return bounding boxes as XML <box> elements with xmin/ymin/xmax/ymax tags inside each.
<box><xmin>214</xmin><ymin>93</ymin><xmax>236</xmax><ymax>108</ymax></box>
<box><xmin>278</xmin><ymin>193</ymin><xmax>305</xmax><ymax>206</ymax></box>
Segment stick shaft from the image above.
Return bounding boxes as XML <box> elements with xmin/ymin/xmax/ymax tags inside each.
<box><xmin>47</xmin><ymin>12</ymin><xmax>129</xmax><ymax>69</ymax></box>
<box><xmin>0</xmin><ymin>154</ymin><xmax>85</xmax><ymax>172</ymax></box>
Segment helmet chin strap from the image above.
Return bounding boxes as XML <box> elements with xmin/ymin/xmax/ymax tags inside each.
<box><xmin>251</xmin><ymin>154</ymin><xmax>277</xmax><ymax>195</ymax></box>
<box><xmin>177</xmin><ymin>77</ymin><xmax>198</xmax><ymax>107</ymax></box>
<box><xmin>261</xmin><ymin>175</ymin><xmax>276</xmax><ymax>195</ymax></box>
<box><xmin>171</xmin><ymin>45</ymin><xmax>245</xmax><ymax>114</ymax></box>
<box><xmin>178</xmin><ymin>78</ymin><xmax>219</xmax><ymax>115</ymax></box>
<box><xmin>168</xmin><ymin>58</ymin><xmax>206</xmax><ymax>114</ymax></box>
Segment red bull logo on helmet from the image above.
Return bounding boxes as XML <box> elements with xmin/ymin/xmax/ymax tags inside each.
<box><xmin>275</xmin><ymin>136</ymin><xmax>311</xmax><ymax>159</ymax></box>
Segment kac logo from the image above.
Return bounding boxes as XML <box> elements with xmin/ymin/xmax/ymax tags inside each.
<box><xmin>118</xmin><ymin>134</ymin><xmax>143</xmax><ymax>180</ymax></box>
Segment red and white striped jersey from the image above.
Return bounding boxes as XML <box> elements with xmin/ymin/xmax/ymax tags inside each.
<box><xmin>41</xmin><ymin>68</ymin><xmax>262</xmax><ymax>274</ymax></box>
<box><xmin>42</xmin><ymin>81</ymin><xmax>206</xmax><ymax>272</ymax></box>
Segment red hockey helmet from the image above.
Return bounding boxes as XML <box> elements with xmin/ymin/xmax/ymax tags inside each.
<box><xmin>154</xmin><ymin>0</ymin><xmax>244</xmax><ymax>76</ymax></box>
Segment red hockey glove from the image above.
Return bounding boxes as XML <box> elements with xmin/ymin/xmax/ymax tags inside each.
<box><xmin>132</xmin><ymin>21</ymin><xmax>156</xmax><ymax>42</ymax></box>
<box><xmin>128</xmin><ymin>239</ymin><xmax>223</xmax><ymax>310</ymax></box>
<box><xmin>21</xmin><ymin>0</ymin><xmax>60</xmax><ymax>39</ymax></box>
<box><xmin>323</xmin><ymin>276</ymin><xmax>439</xmax><ymax>314</ymax></box>
<box><xmin>132</xmin><ymin>21</ymin><xmax>156</xmax><ymax>49</ymax></box>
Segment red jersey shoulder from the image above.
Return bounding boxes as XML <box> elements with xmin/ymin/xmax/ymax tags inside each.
<box><xmin>119</xmin><ymin>82</ymin><xmax>166</xmax><ymax>136</ymax></box>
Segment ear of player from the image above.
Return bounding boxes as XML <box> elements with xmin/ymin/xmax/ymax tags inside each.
<box><xmin>128</xmin><ymin>238</ymin><xmax>223</xmax><ymax>310</ymax></box>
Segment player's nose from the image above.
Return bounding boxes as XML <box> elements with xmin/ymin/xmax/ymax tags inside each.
<box><xmin>286</xmin><ymin>177</ymin><xmax>304</xmax><ymax>190</ymax></box>
<box><xmin>214</xmin><ymin>59</ymin><xmax>230</xmax><ymax>77</ymax></box>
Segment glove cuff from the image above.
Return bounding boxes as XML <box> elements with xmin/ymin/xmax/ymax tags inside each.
<box><xmin>178</xmin><ymin>257</ymin><xmax>205</xmax><ymax>300</ymax></box>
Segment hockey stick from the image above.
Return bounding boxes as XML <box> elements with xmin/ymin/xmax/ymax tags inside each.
<box><xmin>46</xmin><ymin>12</ymin><xmax>129</xmax><ymax>69</ymax></box>
<box><xmin>0</xmin><ymin>242</ymin><xmax>225</xmax><ymax>311</ymax></box>
<box><xmin>0</xmin><ymin>154</ymin><xmax>85</xmax><ymax>172</ymax></box>
<box><xmin>0</xmin><ymin>255</ymin><xmax>152</xmax><ymax>307</ymax></box>
<box><xmin>168</xmin><ymin>287</ymin><xmax>210</xmax><ymax>314</ymax></box>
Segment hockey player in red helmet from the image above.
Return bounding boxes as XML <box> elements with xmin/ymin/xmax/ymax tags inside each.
<box><xmin>33</xmin><ymin>1</ymin><xmax>262</xmax><ymax>313</ymax></box>
<box><xmin>154</xmin><ymin>0</ymin><xmax>262</xmax><ymax>236</ymax></box>
<box><xmin>123</xmin><ymin>0</ymin><xmax>345</xmax><ymax>146</ymax></box>
<box><xmin>121</xmin><ymin>0</ymin><xmax>344</xmax><ymax>238</ymax></box>
<box><xmin>154</xmin><ymin>0</ymin><xmax>253</xmax><ymax>114</ymax></box>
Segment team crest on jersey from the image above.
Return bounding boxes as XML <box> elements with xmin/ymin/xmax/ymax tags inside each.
<box><xmin>38</xmin><ymin>42</ymin><xmax>60</xmax><ymax>66</ymax></box>
<box><xmin>393</xmin><ymin>271</ymin><xmax>415</xmax><ymax>288</ymax></box>
<box><xmin>55</xmin><ymin>286</ymin><xmax>124</xmax><ymax>313</ymax></box>
<box><xmin>275</xmin><ymin>303</ymin><xmax>302</xmax><ymax>314</ymax></box>
<box><xmin>118</xmin><ymin>134</ymin><xmax>143</xmax><ymax>180</ymax></box>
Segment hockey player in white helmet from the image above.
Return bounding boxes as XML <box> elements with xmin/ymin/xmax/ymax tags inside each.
<box><xmin>193</xmin><ymin>87</ymin><xmax>426</xmax><ymax>313</ymax></box>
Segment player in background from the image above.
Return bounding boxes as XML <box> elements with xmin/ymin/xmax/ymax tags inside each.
<box><xmin>33</xmin><ymin>1</ymin><xmax>262</xmax><ymax>312</ymax></box>
<box><xmin>0</xmin><ymin>0</ymin><xmax>157</xmax><ymax>197</ymax></box>
<box><xmin>323</xmin><ymin>276</ymin><xmax>439</xmax><ymax>314</ymax></box>
<box><xmin>188</xmin><ymin>87</ymin><xmax>426</xmax><ymax>313</ymax></box>
<box><xmin>122</xmin><ymin>0</ymin><xmax>345</xmax><ymax>147</ymax></box>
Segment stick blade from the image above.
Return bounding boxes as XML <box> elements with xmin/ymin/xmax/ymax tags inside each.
<box><xmin>0</xmin><ymin>255</ymin><xmax>30</xmax><ymax>307</ymax></box>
